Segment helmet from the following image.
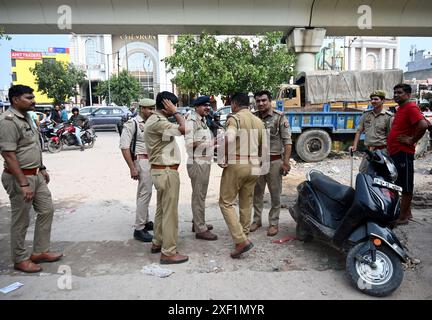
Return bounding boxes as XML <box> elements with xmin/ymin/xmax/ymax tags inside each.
<box><xmin>72</xmin><ymin>107</ymin><xmax>79</xmax><ymax>113</ymax></box>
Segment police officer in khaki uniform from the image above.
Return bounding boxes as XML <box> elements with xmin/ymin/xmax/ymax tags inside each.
<box><xmin>251</xmin><ymin>90</ymin><xmax>292</xmax><ymax>236</ymax></box>
<box><xmin>185</xmin><ymin>96</ymin><xmax>218</xmax><ymax>240</ymax></box>
<box><xmin>0</xmin><ymin>85</ymin><xmax>62</xmax><ymax>273</ymax></box>
<box><xmin>144</xmin><ymin>91</ymin><xmax>189</xmax><ymax>264</ymax></box>
<box><xmin>352</xmin><ymin>90</ymin><xmax>393</xmax><ymax>173</ymax></box>
<box><xmin>120</xmin><ymin>98</ymin><xmax>156</xmax><ymax>242</ymax></box>
<box><xmin>218</xmin><ymin>93</ymin><xmax>264</xmax><ymax>259</ymax></box>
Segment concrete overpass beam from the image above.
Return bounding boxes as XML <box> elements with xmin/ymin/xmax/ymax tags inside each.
<box><xmin>287</xmin><ymin>28</ymin><xmax>326</xmax><ymax>74</ymax></box>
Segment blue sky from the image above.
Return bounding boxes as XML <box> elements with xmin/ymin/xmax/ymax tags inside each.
<box><xmin>1</xmin><ymin>35</ymin><xmax>432</xmax><ymax>90</ymax></box>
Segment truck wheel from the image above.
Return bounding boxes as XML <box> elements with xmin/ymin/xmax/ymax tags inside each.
<box><xmin>415</xmin><ymin>131</ymin><xmax>429</xmax><ymax>159</ymax></box>
<box><xmin>346</xmin><ymin>242</ymin><xmax>404</xmax><ymax>297</ymax></box>
<box><xmin>295</xmin><ymin>129</ymin><xmax>332</xmax><ymax>162</ymax></box>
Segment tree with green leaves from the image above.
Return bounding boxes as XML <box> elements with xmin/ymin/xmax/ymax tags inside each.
<box><xmin>95</xmin><ymin>70</ymin><xmax>141</xmax><ymax>107</ymax></box>
<box><xmin>0</xmin><ymin>26</ymin><xmax>11</xmax><ymax>41</ymax></box>
<box><xmin>31</xmin><ymin>60</ymin><xmax>86</xmax><ymax>106</ymax></box>
<box><xmin>164</xmin><ymin>32</ymin><xmax>296</xmax><ymax>97</ymax></box>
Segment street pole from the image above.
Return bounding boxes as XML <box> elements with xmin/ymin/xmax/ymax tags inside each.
<box><xmin>97</xmin><ymin>50</ymin><xmax>112</xmax><ymax>105</ymax></box>
<box><xmin>117</xmin><ymin>51</ymin><xmax>120</xmax><ymax>76</ymax></box>
<box><xmin>88</xmin><ymin>68</ymin><xmax>92</xmax><ymax>106</ymax></box>
<box><xmin>107</xmin><ymin>54</ymin><xmax>111</xmax><ymax>105</ymax></box>
<box><xmin>85</xmin><ymin>38</ymin><xmax>93</xmax><ymax>106</ymax></box>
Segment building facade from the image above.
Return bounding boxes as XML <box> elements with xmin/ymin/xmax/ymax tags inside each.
<box><xmin>10</xmin><ymin>48</ymin><xmax>70</xmax><ymax>104</ymax></box>
<box><xmin>69</xmin><ymin>34</ymin><xmax>177</xmax><ymax>106</ymax></box>
<box><xmin>404</xmin><ymin>49</ymin><xmax>432</xmax><ymax>81</ymax></box>
<box><xmin>317</xmin><ymin>37</ymin><xmax>399</xmax><ymax>71</ymax></box>
<box><xmin>344</xmin><ymin>37</ymin><xmax>399</xmax><ymax>71</ymax></box>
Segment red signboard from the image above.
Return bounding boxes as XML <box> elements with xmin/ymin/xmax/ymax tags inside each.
<box><xmin>11</xmin><ymin>51</ymin><xmax>42</xmax><ymax>60</ymax></box>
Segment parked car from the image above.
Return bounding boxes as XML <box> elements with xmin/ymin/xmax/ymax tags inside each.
<box><xmin>87</xmin><ymin>106</ymin><xmax>132</xmax><ymax>131</ymax></box>
<box><xmin>0</xmin><ymin>101</ymin><xmax>10</xmax><ymax>113</ymax></box>
<box><xmin>35</xmin><ymin>104</ymin><xmax>53</xmax><ymax>113</ymax></box>
<box><xmin>79</xmin><ymin>106</ymin><xmax>100</xmax><ymax>116</ymax></box>
<box><xmin>217</xmin><ymin>105</ymin><xmax>232</xmax><ymax>125</ymax></box>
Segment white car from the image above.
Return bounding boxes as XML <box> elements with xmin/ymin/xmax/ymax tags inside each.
<box><xmin>217</xmin><ymin>105</ymin><xmax>232</xmax><ymax>125</ymax></box>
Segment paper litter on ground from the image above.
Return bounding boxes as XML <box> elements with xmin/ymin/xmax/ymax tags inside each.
<box><xmin>141</xmin><ymin>264</ymin><xmax>174</xmax><ymax>278</ymax></box>
<box><xmin>0</xmin><ymin>282</ymin><xmax>24</xmax><ymax>294</ymax></box>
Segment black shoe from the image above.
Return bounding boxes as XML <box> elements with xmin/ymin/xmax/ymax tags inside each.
<box><xmin>134</xmin><ymin>229</ymin><xmax>153</xmax><ymax>242</ymax></box>
<box><xmin>144</xmin><ymin>221</ymin><xmax>154</xmax><ymax>231</ymax></box>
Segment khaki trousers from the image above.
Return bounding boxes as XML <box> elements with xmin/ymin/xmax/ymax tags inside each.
<box><xmin>187</xmin><ymin>161</ymin><xmax>211</xmax><ymax>233</ymax></box>
<box><xmin>253</xmin><ymin>159</ymin><xmax>282</xmax><ymax>226</ymax></box>
<box><xmin>219</xmin><ymin>164</ymin><xmax>259</xmax><ymax>244</ymax></box>
<box><xmin>151</xmin><ymin>168</ymin><xmax>180</xmax><ymax>256</ymax></box>
<box><xmin>135</xmin><ymin>159</ymin><xmax>152</xmax><ymax>230</ymax></box>
<box><xmin>1</xmin><ymin>172</ymin><xmax>54</xmax><ymax>263</ymax></box>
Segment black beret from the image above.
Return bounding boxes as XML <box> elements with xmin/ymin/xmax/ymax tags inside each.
<box><xmin>193</xmin><ymin>96</ymin><xmax>210</xmax><ymax>107</ymax></box>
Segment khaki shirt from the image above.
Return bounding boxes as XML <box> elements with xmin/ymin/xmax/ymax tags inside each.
<box><xmin>144</xmin><ymin>111</ymin><xmax>182</xmax><ymax>165</ymax></box>
<box><xmin>185</xmin><ymin>113</ymin><xmax>213</xmax><ymax>158</ymax></box>
<box><xmin>0</xmin><ymin>107</ymin><xmax>42</xmax><ymax>169</ymax></box>
<box><xmin>357</xmin><ymin>109</ymin><xmax>393</xmax><ymax>147</ymax></box>
<box><xmin>119</xmin><ymin>114</ymin><xmax>148</xmax><ymax>154</ymax></box>
<box><xmin>226</xmin><ymin>108</ymin><xmax>264</xmax><ymax>157</ymax></box>
<box><xmin>255</xmin><ymin>109</ymin><xmax>292</xmax><ymax>155</ymax></box>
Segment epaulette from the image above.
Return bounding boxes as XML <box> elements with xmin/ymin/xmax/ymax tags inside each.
<box><xmin>5</xmin><ymin>113</ymin><xmax>14</xmax><ymax>120</ymax></box>
<box><xmin>273</xmin><ymin>110</ymin><xmax>284</xmax><ymax>116</ymax></box>
<box><xmin>188</xmin><ymin>114</ymin><xmax>197</xmax><ymax>122</ymax></box>
<box><xmin>227</xmin><ymin>113</ymin><xmax>240</xmax><ymax>129</ymax></box>
<box><xmin>385</xmin><ymin>111</ymin><xmax>394</xmax><ymax>116</ymax></box>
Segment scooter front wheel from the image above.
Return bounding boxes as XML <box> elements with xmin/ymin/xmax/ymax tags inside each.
<box><xmin>296</xmin><ymin>221</ymin><xmax>313</xmax><ymax>242</ymax></box>
<box><xmin>346</xmin><ymin>242</ymin><xmax>403</xmax><ymax>297</ymax></box>
<box><xmin>47</xmin><ymin>140</ymin><xmax>63</xmax><ymax>153</ymax></box>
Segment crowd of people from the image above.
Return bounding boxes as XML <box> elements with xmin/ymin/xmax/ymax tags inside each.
<box><xmin>0</xmin><ymin>82</ymin><xmax>429</xmax><ymax>272</ymax></box>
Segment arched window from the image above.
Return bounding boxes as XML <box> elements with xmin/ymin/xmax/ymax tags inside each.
<box><xmin>365</xmin><ymin>53</ymin><xmax>378</xmax><ymax>70</ymax></box>
<box><xmin>128</xmin><ymin>52</ymin><xmax>154</xmax><ymax>72</ymax></box>
<box><xmin>85</xmin><ymin>38</ymin><xmax>97</xmax><ymax>66</ymax></box>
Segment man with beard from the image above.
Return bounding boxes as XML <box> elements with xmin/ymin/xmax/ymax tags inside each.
<box><xmin>387</xmin><ymin>83</ymin><xmax>428</xmax><ymax>225</ymax></box>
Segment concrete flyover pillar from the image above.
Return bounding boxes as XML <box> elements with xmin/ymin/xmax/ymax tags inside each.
<box><xmin>286</xmin><ymin>28</ymin><xmax>326</xmax><ymax>74</ymax></box>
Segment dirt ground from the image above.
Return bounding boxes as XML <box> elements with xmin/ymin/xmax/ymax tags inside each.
<box><xmin>0</xmin><ymin>132</ymin><xmax>431</xmax><ymax>300</ymax></box>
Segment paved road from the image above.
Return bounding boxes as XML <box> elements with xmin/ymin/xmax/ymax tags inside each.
<box><xmin>1</xmin><ymin>132</ymin><xmax>431</xmax><ymax>300</ymax></box>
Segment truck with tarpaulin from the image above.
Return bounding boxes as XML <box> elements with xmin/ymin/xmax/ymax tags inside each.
<box><xmin>274</xmin><ymin>69</ymin><xmax>403</xmax><ymax>162</ymax></box>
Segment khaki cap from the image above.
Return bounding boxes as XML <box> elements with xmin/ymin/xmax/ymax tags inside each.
<box><xmin>370</xmin><ymin>90</ymin><xmax>386</xmax><ymax>99</ymax></box>
<box><xmin>138</xmin><ymin>98</ymin><xmax>156</xmax><ymax>108</ymax></box>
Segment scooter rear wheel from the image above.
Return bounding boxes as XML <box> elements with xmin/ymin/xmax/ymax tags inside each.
<box><xmin>346</xmin><ymin>242</ymin><xmax>403</xmax><ymax>297</ymax></box>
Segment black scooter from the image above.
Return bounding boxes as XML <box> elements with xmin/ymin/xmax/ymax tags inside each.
<box><xmin>289</xmin><ymin>150</ymin><xmax>409</xmax><ymax>297</ymax></box>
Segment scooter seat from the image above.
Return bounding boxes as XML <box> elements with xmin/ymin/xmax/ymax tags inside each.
<box><xmin>309</xmin><ymin>171</ymin><xmax>355</xmax><ymax>206</ymax></box>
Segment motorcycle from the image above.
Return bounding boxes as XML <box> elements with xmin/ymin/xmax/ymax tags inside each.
<box><xmin>289</xmin><ymin>149</ymin><xmax>409</xmax><ymax>297</ymax></box>
<box><xmin>47</xmin><ymin>122</ymin><xmax>96</xmax><ymax>153</ymax></box>
<box><xmin>39</xmin><ymin>121</ymin><xmax>56</xmax><ymax>151</ymax></box>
